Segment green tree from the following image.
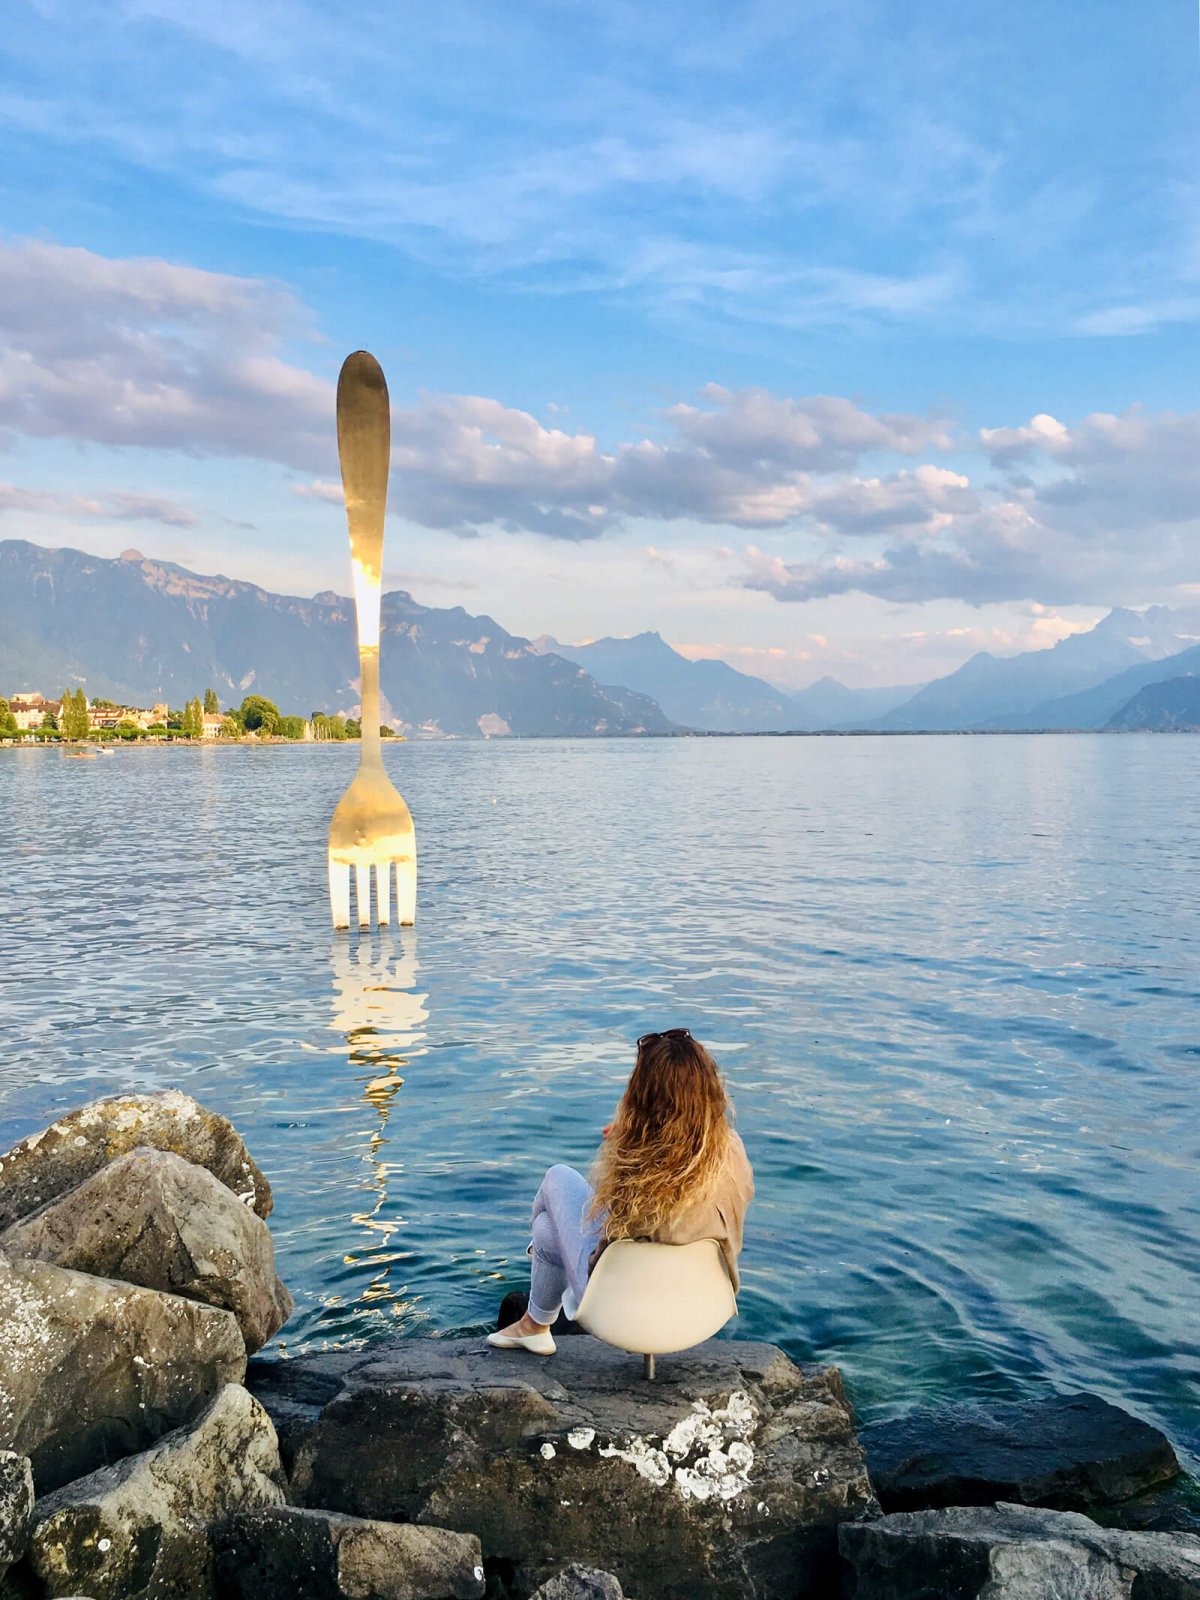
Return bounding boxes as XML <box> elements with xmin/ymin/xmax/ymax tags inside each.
<box><xmin>277</xmin><ymin>715</ymin><xmax>305</xmax><ymax>740</ymax></box>
<box><xmin>203</xmin><ymin>687</ymin><xmax>219</xmax><ymax>714</ymax></box>
<box><xmin>0</xmin><ymin>697</ymin><xmax>17</xmax><ymax>737</ymax></box>
<box><xmin>312</xmin><ymin>712</ymin><xmax>348</xmax><ymax>740</ymax></box>
<box><xmin>380</xmin><ymin>724</ymin><xmax>395</xmax><ymax>739</ymax></box>
<box><xmin>41</xmin><ymin>708</ymin><xmax>59</xmax><ymax>732</ymax></box>
<box><xmin>239</xmin><ymin>694</ymin><xmax>281</xmax><ymax>735</ymax></box>
<box><xmin>175</xmin><ymin>696</ymin><xmax>203</xmax><ymax>738</ymax></box>
<box><xmin>66</xmin><ymin>688</ymin><xmax>90</xmax><ymax>739</ymax></box>
<box><xmin>344</xmin><ymin>717</ymin><xmax>362</xmax><ymax>738</ymax></box>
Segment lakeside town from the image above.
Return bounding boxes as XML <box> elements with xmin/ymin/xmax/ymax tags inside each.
<box><xmin>0</xmin><ymin>689</ymin><xmax>396</xmax><ymax>744</ymax></box>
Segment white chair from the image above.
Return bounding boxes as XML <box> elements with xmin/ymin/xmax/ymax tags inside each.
<box><xmin>571</xmin><ymin>1237</ymin><xmax>738</xmax><ymax>1379</ymax></box>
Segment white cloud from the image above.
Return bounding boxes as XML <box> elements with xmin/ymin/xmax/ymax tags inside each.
<box><xmin>0</xmin><ymin>238</ymin><xmax>331</xmax><ymax>469</ymax></box>
<box><xmin>3</xmin><ymin>238</ymin><xmax>1197</xmax><ymax>612</ymax></box>
<box><xmin>0</xmin><ymin>483</ymin><xmax>196</xmax><ymax>527</ymax></box>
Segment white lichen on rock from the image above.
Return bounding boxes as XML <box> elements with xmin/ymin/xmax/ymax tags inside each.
<box><xmin>598</xmin><ymin>1436</ymin><xmax>672</xmax><ymax>1488</ymax></box>
<box><xmin>540</xmin><ymin>1443</ymin><xmax>556</xmax><ymax>1460</ymax></box>
<box><xmin>587</xmin><ymin>1389</ymin><xmax>757</xmax><ymax>1502</ymax></box>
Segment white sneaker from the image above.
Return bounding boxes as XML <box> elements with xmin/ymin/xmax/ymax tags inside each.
<box><xmin>487</xmin><ymin>1327</ymin><xmax>557</xmax><ymax>1355</ymax></box>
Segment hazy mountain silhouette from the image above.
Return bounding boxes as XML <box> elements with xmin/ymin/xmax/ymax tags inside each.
<box><xmin>533</xmin><ymin>631</ymin><xmax>798</xmax><ymax>731</ymax></box>
<box><xmin>1106</xmin><ymin>674</ymin><xmax>1200</xmax><ymax>732</ymax></box>
<box><xmin>535</xmin><ymin>635</ymin><xmax>921</xmax><ymax>732</ymax></box>
<box><xmin>0</xmin><ymin>540</ymin><xmax>674</xmax><ymax>737</ymax></box>
<box><xmin>982</xmin><ymin>643</ymin><xmax>1200</xmax><ymax>730</ymax></box>
<box><xmin>784</xmin><ymin>675</ymin><xmax>924</xmax><ymax>729</ymax></box>
<box><xmin>865</xmin><ymin>608</ymin><xmax>1200</xmax><ymax>731</ymax></box>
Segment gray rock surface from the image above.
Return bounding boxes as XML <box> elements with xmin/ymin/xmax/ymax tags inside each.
<box><xmin>27</xmin><ymin>1384</ymin><xmax>286</xmax><ymax>1600</ymax></box>
<box><xmin>1</xmin><ymin>1147</ymin><xmax>292</xmax><ymax>1353</ymax></box>
<box><xmin>285</xmin><ymin>1335</ymin><xmax>877</xmax><ymax>1600</ymax></box>
<box><xmin>0</xmin><ymin>1453</ymin><xmax>35</xmax><ymax>1582</ymax></box>
<box><xmin>861</xmin><ymin>1392</ymin><xmax>1181</xmax><ymax>1513</ymax></box>
<box><xmin>246</xmin><ymin>1350</ymin><xmax>364</xmax><ymax>1476</ymax></box>
<box><xmin>0</xmin><ymin>1253</ymin><xmax>245</xmax><ymax>1492</ymax></box>
<box><xmin>215</xmin><ymin>1506</ymin><xmax>486</xmax><ymax>1600</ymax></box>
<box><xmin>527</xmin><ymin>1565</ymin><xmax>625</xmax><ymax>1600</ymax></box>
<box><xmin>0</xmin><ymin>1090</ymin><xmax>272</xmax><ymax>1227</ymax></box>
<box><xmin>839</xmin><ymin>1501</ymin><xmax>1200</xmax><ymax>1598</ymax></box>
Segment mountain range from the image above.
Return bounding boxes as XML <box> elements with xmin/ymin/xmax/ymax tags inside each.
<box><xmin>0</xmin><ymin>541</ymin><xmax>670</xmax><ymax>737</ymax></box>
<box><xmin>3</xmin><ymin>538</ymin><xmax>1198</xmax><ymax>737</ymax></box>
<box><xmin>532</xmin><ymin>632</ymin><xmax>917</xmax><ymax>732</ymax></box>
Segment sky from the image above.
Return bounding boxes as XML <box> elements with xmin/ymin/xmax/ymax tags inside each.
<box><xmin>1</xmin><ymin>1</ymin><xmax>1199</xmax><ymax>689</ymax></box>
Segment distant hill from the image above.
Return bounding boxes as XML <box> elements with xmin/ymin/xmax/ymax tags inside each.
<box><xmin>1106</xmin><ymin>675</ymin><xmax>1200</xmax><ymax>731</ymax></box>
<box><xmin>783</xmin><ymin>675</ymin><xmax>925</xmax><ymax>729</ymax></box>
<box><xmin>535</xmin><ymin>635</ymin><xmax>921</xmax><ymax>733</ymax></box>
<box><xmin>866</xmin><ymin>607</ymin><xmax>1200</xmax><ymax>731</ymax></box>
<box><xmin>534</xmin><ymin>631</ymin><xmax>798</xmax><ymax>732</ymax></box>
<box><xmin>982</xmin><ymin>643</ymin><xmax>1200</xmax><ymax>731</ymax></box>
<box><xmin>0</xmin><ymin>540</ymin><xmax>675</xmax><ymax>738</ymax></box>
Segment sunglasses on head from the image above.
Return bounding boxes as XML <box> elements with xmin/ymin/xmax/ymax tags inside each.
<box><xmin>637</xmin><ymin>1028</ymin><xmax>692</xmax><ymax>1049</ymax></box>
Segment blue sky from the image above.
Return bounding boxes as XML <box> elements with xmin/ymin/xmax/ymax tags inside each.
<box><xmin>2</xmin><ymin>0</ymin><xmax>1198</xmax><ymax>686</ymax></box>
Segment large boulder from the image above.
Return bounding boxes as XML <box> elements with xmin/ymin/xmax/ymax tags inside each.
<box><xmin>0</xmin><ymin>1253</ymin><xmax>245</xmax><ymax>1492</ymax></box>
<box><xmin>860</xmin><ymin>1393</ymin><xmax>1181</xmax><ymax>1514</ymax></box>
<box><xmin>0</xmin><ymin>1091</ymin><xmax>272</xmax><ymax>1227</ymax></box>
<box><xmin>27</xmin><ymin>1384</ymin><xmax>286</xmax><ymax>1600</ymax></box>
<box><xmin>214</xmin><ymin>1506</ymin><xmax>485</xmax><ymax>1600</ymax></box>
<box><xmin>284</xmin><ymin>1336</ymin><xmax>877</xmax><ymax>1600</ymax></box>
<box><xmin>839</xmin><ymin>1501</ymin><xmax>1200</xmax><ymax>1598</ymax></box>
<box><xmin>0</xmin><ymin>1452</ymin><xmax>35</xmax><ymax>1582</ymax></box>
<box><xmin>1</xmin><ymin>1147</ymin><xmax>292</xmax><ymax>1353</ymax></box>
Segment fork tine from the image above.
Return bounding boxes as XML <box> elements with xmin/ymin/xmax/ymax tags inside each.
<box><xmin>395</xmin><ymin>860</ymin><xmax>416</xmax><ymax>927</ymax></box>
<box><xmin>355</xmin><ymin>863</ymin><xmax>372</xmax><ymax>928</ymax></box>
<box><xmin>329</xmin><ymin>859</ymin><xmax>351</xmax><ymax>930</ymax></box>
<box><xmin>376</xmin><ymin>860</ymin><xmax>391</xmax><ymax>926</ymax></box>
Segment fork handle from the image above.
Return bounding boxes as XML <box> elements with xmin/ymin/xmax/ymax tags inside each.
<box><xmin>337</xmin><ymin>350</ymin><xmax>390</xmax><ymax>764</ymax></box>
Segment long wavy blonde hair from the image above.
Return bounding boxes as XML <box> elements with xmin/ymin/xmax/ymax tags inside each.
<box><xmin>588</xmin><ymin>1031</ymin><xmax>732</xmax><ymax>1239</ymax></box>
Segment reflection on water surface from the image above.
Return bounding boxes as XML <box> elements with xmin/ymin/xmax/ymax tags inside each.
<box><xmin>1</xmin><ymin>734</ymin><xmax>1197</xmax><ymax>1467</ymax></box>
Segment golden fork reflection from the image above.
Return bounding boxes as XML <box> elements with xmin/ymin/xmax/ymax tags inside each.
<box><xmin>329</xmin><ymin>933</ymin><xmax>429</xmax><ymax>1326</ymax></box>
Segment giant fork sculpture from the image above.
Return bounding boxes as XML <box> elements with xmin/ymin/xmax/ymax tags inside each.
<box><xmin>327</xmin><ymin>350</ymin><xmax>417</xmax><ymax>929</ymax></box>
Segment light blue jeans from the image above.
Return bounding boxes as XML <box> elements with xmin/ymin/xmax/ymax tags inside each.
<box><xmin>527</xmin><ymin>1163</ymin><xmax>606</xmax><ymax>1325</ymax></box>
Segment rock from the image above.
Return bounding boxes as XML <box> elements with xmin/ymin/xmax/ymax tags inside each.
<box><xmin>0</xmin><ymin>1090</ymin><xmax>272</xmax><ymax>1228</ymax></box>
<box><xmin>1</xmin><ymin>1147</ymin><xmax>292</xmax><ymax>1353</ymax></box>
<box><xmin>288</xmin><ymin>1335</ymin><xmax>876</xmax><ymax>1600</ymax></box>
<box><xmin>861</xmin><ymin>1393</ymin><xmax>1181</xmax><ymax>1513</ymax></box>
<box><xmin>0</xmin><ymin>1253</ymin><xmax>245</xmax><ymax>1493</ymax></box>
<box><xmin>0</xmin><ymin>1453</ymin><xmax>34</xmax><ymax>1581</ymax></box>
<box><xmin>839</xmin><ymin>1501</ymin><xmax>1200</xmax><ymax>1598</ymax></box>
<box><xmin>528</xmin><ymin>1565</ymin><xmax>625</xmax><ymax>1599</ymax></box>
<box><xmin>27</xmin><ymin>1384</ymin><xmax>286</xmax><ymax>1600</ymax></box>
<box><xmin>1092</xmin><ymin>1474</ymin><xmax>1200</xmax><ymax>1536</ymax></box>
<box><xmin>214</xmin><ymin>1506</ymin><xmax>485</xmax><ymax>1600</ymax></box>
<box><xmin>246</xmin><ymin>1351</ymin><xmax>365</xmax><ymax>1477</ymax></box>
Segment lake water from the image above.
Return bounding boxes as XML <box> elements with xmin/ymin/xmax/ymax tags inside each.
<box><xmin>2</xmin><ymin>736</ymin><xmax>1197</xmax><ymax>1464</ymax></box>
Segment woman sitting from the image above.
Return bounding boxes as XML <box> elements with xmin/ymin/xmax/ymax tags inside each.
<box><xmin>488</xmin><ymin>1028</ymin><xmax>754</xmax><ymax>1355</ymax></box>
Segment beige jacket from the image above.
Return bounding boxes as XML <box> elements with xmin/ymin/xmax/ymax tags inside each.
<box><xmin>652</xmin><ymin>1130</ymin><xmax>754</xmax><ymax>1293</ymax></box>
<box><xmin>593</xmin><ymin>1130</ymin><xmax>755</xmax><ymax>1294</ymax></box>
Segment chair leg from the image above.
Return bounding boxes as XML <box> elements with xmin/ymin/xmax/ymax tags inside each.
<box><xmin>644</xmin><ymin>1353</ymin><xmax>656</xmax><ymax>1381</ymax></box>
